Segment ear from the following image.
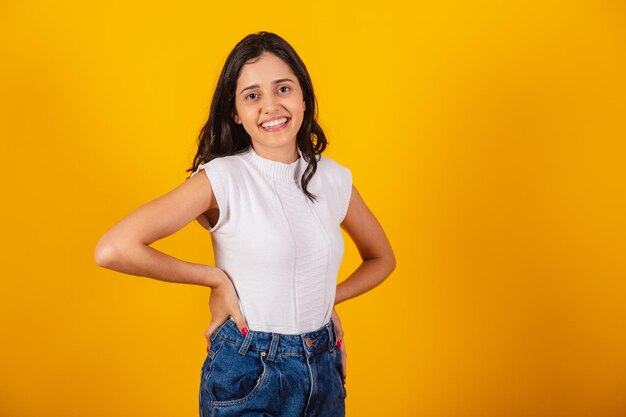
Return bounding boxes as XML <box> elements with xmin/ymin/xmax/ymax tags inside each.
<box><xmin>233</xmin><ymin>112</ymin><xmax>241</xmax><ymax>124</ymax></box>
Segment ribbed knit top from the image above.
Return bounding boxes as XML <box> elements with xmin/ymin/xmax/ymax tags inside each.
<box><xmin>190</xmin><ymin>144</ymin><xmax>352</xmax><ymax>334</ymax></box>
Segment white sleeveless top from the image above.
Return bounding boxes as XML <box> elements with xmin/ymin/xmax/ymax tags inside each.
<box><xmin>190</xmin><ymin>145</ymin><xmax>352</xmax><ymax>334</ymax></box>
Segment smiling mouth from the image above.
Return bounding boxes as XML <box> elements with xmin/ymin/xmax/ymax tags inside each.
<box><xmin>260</xmin><ymin>117</ymin><xmax>290</xmax><ymax>131</ymax></box>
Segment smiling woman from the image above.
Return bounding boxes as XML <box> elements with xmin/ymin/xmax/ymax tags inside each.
<box><xmin>94</xmin><ymin>31</ymin><xmax>396</xmax><ymax>417</ymax></box>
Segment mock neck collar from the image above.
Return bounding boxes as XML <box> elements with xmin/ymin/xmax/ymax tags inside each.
<box><xmin>240</xmin><ymin>145</ymin><xmax>304</xmax><ymax>183</ymax></box>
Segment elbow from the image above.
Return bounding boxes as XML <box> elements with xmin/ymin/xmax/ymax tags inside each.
<box><xmin>384</xmin><ymin>246</ymin><xmax>397</xmax><ymax>276</ymax></box>
<box><xmin>387</xmin><ymin>252</ymin><xmax>397</xmax><ymax>275</ymax></box>
<box><xmin>94</xmin><ymin>235</ymin><xmax>123</xmax><ymax>269</ymax></box>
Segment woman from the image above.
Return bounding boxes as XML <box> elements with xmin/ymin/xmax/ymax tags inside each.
<box><xmin>95</xmin><ymin>31</ymin><xmax>395</xmax><ymax>417</ymax></box>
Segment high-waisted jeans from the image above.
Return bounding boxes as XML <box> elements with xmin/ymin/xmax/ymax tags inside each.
<box><xmin>199</xmin><ymin>316</ymin><xmax>347</xmax><ymax>417</ymax></box>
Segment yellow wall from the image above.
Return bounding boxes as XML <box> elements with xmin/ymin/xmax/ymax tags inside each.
<box><xmin>1</xmin><ymin>1</ymin><xmax>625</xmax><ymax>416</ymax></box>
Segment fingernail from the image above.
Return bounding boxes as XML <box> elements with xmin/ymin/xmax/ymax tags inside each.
<box><xmin>336</xmin><ymin>339</ymin><xmax>342</xmax><ymax>349</ymax></box>
<box><xmin>241</xmin><ymin>327</ymin><xmax>248</xmax><ymax>336</ymax></box>
<box><xmin>206</xmin><ymin>345</ymin><xmax>209</xmax><ymax>352</ymax></box>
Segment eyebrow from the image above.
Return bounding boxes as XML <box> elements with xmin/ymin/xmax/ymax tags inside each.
<box><xmin>239</xmin><ymin>78</ymin><xmax>295</xmax><ymax>95</ymax></box>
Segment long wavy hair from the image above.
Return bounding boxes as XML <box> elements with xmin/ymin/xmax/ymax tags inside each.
<box><xmin>186</xmin><ymin>31</ymin><xmax>328</xmax><ymax>203</ymax></box>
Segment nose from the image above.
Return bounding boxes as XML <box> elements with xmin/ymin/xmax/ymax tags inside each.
<box><xmin>261</xmin><ymin>94</ymin><xmax>281</xmax><ymax>114</ymax></box>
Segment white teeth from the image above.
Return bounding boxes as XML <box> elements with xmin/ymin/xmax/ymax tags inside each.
<box><xmin>261</xmin><ymin>117</ymin><xmax>288</xmax><ymax>128</ymax></box>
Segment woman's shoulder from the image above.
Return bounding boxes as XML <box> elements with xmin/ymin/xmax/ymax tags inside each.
<box><xmin>318</xmin><ymin>154</ymin><xmax>351</xmax><ymax>175</ymax></box>
<box><xmin>312</xmin><ymin>154</ymin><xmax>352</xmax><ymax>192</ymax></box>
<box><xmin>200</xmin><ymin>152</ymin><xmax>248</xmax><ymax>172</ymax></box>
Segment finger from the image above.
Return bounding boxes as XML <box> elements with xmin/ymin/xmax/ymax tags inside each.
<box><xmin>334</xmin><ymin>324</ymin><xmax>344</xmax><ymax>339</ymax></box>
<box><xmin>341</xmin><ymin>342</ymin><xmax>347</xmax><ymax>382</ymax></box>
<box><xmin>335</xmin><ymin>326</ymin><xmax>343</xmax><ymax>348</ymax></box>
<box><xmin>232</xmin><ymin>314</ymin><xmax>249</xmax><ymax>336</ymax></box>
<box><xmin>204</xmin><ymin>320</ymin><xmax>221</xmax><ymax>346</ymax></box>
<box><xmin>334</xmin><ymin>325</ymin><xmax>344</xmax><ymax>348</ymax></box>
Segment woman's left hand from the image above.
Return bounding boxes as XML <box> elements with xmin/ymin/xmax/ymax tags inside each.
<box><xmin>331</xmin><ymin>307</ymin><xmax>347</xmax><ymax>384</ymax></box>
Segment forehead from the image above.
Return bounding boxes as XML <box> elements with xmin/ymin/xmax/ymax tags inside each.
<box><xmin>236</xmin><ymin>52</ymin><xmax>296</xmax><ymax>84</ymax></box>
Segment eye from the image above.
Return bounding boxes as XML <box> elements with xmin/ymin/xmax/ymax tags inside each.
<box><xmin>245</xmin><ymin>92</ymin><xmax>258</xmax><ymax>100</ymax></box>
<box><xmin>278</xmin><ymin>86</ymin><xmax>290</xmax><ymax>93</ymax></box>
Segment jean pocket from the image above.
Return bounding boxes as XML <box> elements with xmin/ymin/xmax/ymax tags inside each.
<box><xmin>205</xmin><ymin>341</ymin><xmax>269</xmax><ymax>408</ymax></box>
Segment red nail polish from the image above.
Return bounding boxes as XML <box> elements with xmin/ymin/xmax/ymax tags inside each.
<box><xmin>206</xmin><ymin>345</ymin><xmax>209</xmax><ymax>352</ymax></box>
<box><xmin>241</xmin><ymin>327</ymin><xmax>248</xmax><ymax>336</ymax></box>
<box><xmin>336</xmin><ymin>339</ymin><xmax>342</xmax><ymax>349</ymax></box>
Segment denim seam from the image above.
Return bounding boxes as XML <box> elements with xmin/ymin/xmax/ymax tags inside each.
<box><xmin>238</xmin><ymin>328</ymin><xmax>254</xmax><ymax>355</ymax></box>
<box><xmin>202</xmin><ymin>337</ymin><xmax>225</xmax><ymax>397</ymax></box>
<box><xmin>267</xmin><ymin>333</ymin><xmax>280</xmax><ymax>362</ymax></box>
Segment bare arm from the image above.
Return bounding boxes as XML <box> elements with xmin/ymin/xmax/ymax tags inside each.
<box><xmin>94</xmin><ymin>170</ymin><xmax>224</xmax><ymax>288</ymax></box>
<box><xmin>334</xmin><ymin>184</ymin><xmax>396</xmax><ymax>305</ymax></box>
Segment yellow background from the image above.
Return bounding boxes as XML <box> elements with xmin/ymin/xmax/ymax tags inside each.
<box><xmin>2</xmin><ymin>1</ymin><xmax>625</xmax><ymax>416</ymax></box>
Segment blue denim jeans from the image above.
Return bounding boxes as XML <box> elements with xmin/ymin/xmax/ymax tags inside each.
<box><xmin>199</xmin><ymin>316</ymin><xmax>347</xmax><ymax>417</ymax></box>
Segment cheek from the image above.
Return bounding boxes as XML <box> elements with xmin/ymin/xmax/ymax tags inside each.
<box><xmin>292</xmin><ymin>98</ymin><xmax>305</xmax><ymax>114</ymax></box>
<box><xmin>239</xmin><ymin>111</ymin><xmax>256</xmax><ymax>127</ymax></box>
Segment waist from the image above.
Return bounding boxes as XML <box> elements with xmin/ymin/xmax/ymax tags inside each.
<box><xmin>210</xmin><ymin>316</ymin><xmax>338</xmax><ymax>356</ymax></box>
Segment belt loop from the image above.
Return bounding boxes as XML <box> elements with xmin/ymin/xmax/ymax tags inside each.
<box><xmin>238</xmin><ymin>329</ymin><xmax>253</xmax><ymax>355</ymax></box>
<box><xmin>326</xmin><ymin>320</ymin><xmax>335</xmax><ymax>352</ymax></box>
<box><xmin>267</xmin><ymin>333</ymin><xmax>280</xmax><ymax>362</ymax></box>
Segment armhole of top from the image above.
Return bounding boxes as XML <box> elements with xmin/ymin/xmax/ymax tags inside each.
<box><xmin>191</xmin><ymin>164</ymin><xmax>224</xmax><ymax>233</ymax></box>
<box><xmin>339</xmin><ymin>167</ymin><xmax>353</xmax><ymax>224</ymax></box>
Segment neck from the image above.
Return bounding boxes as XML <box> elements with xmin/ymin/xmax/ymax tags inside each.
<box><xmin>240</xmin><ymin>144</ymin><xmax>303</xmax><ymax>183</ymax></box>
<box><xmin>250</xmin><ymin>143</ymin><xmax>299</xmax><ymax>164</ymax></box>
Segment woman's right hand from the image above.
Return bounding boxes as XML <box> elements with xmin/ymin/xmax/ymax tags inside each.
<box><xmin>204</xmin><ymin>270</ymin><xmax>249</xmax><ymax>351</ymax></box>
